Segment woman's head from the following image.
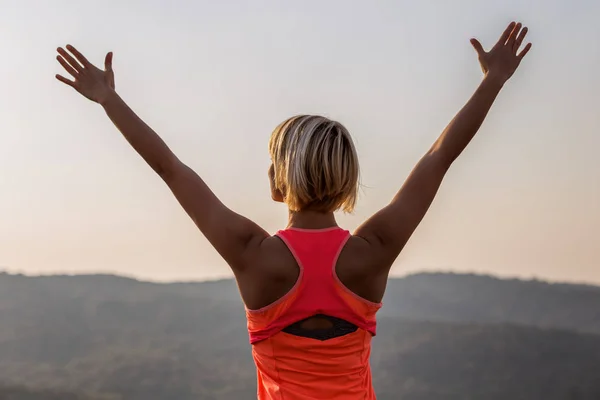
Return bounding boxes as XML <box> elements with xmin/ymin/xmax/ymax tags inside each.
<box><xmin>268</xmin><ymin>115</ymin><xmax>359</xmax><ymax>213</ymax></box>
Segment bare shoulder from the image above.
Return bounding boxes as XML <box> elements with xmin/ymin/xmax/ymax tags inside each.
<box><xmin>335</xmin><ymin>235</ymin><xmax>390</xmax><ymax>303</ymax></box>
<box><xmin>236</xmin><ymin>235</ymin><xmax>300</xmax><ymax>310</ymax></box>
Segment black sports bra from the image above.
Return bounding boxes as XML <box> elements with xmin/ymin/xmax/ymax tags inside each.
<box><xmin>282</xmin><ymin>314</ymin><xmax>358</xmax><ymax>341</ymax></box>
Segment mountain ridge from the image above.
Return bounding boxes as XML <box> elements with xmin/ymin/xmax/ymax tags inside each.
<box><xmin>2</xmin><ymin>271</ymin><xmax>600</xmax><ymax>399</ymax></box>
<box><xmin>3</xmin><ymin>271</ymin><xmax>599</xmax><ymax>333</ymax></box>
<box><xmin>3</xmin><ymin>269</ymin><xmax>599</xmax><ymax>289</ymax></box>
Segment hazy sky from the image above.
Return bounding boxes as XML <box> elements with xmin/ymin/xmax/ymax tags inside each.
<box><xmin>1</xmin><ymin>0</ymin><xmax>598</xmax><ymax>284</ymax></box>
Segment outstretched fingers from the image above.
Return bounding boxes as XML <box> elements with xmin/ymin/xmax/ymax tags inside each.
<box><xmin>66</xmin><ymin>45</ymin><xmax>91</xmax><ymax>68</ymax></box>
<box><xmin>518</xmin><ymin>42</ymin><xmax>533</xmax><ymax>60</ymax></box>
<box><xmin>55</xmin><ymin>45</ymin><xmax>94</xmax><ymax>90</ymax></box>
<box><xmin>55</xmin><ymin>74</ymin><xmax>77</xmax><ymax>89</ymax></box>
<box><xmin>470</xmin><ymin>38</ymin><xmax>486</xmax><ymax>57</ymax></box>
<box><xmin>104</xmin><ymin>52</ymin><xmax>113</xmax><ymax>71</ymax></box>
<box><xmin>56</xmin><ymin>55</ymin><xmax>78</xmax><ymax>78</ymax></box>
<box><xmin>55</xmin><ymin>47</ymin><xmax>81</xmax><ymax>89</ymax></box>
<box><xmin>514</xmin><ymin>27</ymin><xmax>529</xmax><ymax>52</ymax></box>
<box><xmin>506</xmin><ymin>23</ymin><xmax>522</xmax><ymax>48</ymax></box>
<box><xmin>496</xmin><ymin>21</ymin><xmax>516</xmax><ymax>47</ymax></box>
<box><xmin>56</xmin><ymin>47</ymin><xmax>83</xmax><ymax>73</ymax></box>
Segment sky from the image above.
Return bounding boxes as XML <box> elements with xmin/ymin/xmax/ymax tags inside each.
<box><xmin>0</xmin><ymin>0</ymin><xmax>598</xmax><ymax>284</ymax></box>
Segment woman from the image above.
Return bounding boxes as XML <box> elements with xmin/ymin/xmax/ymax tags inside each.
<box><xmin>55</xmin><ymin>21</ymin><xmax>531</xmax><ymax>399</ymax></box>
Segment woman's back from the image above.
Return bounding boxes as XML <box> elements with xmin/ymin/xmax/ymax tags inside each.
<box><xmin>245</xmin><ymin>227</ymin><xmax>381</xmax><ymax>399</ymax></box>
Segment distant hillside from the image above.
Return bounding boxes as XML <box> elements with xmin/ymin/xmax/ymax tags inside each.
<box><xmin>1</xmin><ymin>272</ymin><xmax>600</xmax><ymax>399</ymax></box>
<box><xmin>0</xmin><ymin>385</ymin><xmax>115</xmax><ymax>400</ymax></box>
<box><xmin>3</xmin><ymin>271</ymin><xmax>599</xmax><ymax>333</ymax></box>
<box><xmin>382</xmin><ymin>273</ymin><xmax>600</xmax><ymax>333</ymax></box>
<box><xmin>373</xmin><ymin>318</ymin><xmax>600</xmax><ymax>400</ymax></box>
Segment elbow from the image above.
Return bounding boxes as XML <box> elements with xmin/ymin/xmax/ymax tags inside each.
<box><xmin>426</xmin><ymin>146</ymin><xmax>453</xmax><ymax>171</ymax></box>
<box><xmin>153</xmin><ymin>154</ymin><xmax>179</xmax><ymax>179</ymax></box>
<box><xmin>151</xmin><ymin>160</ymin><xmax>168</xmax><ymax>177</ymax></box>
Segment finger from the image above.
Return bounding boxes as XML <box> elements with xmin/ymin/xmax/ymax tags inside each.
<box><xmin>518</xmin><ymin>42</ymin><xmax>532</xmax><ymax>59</ymax></box>
<box><xmin>55</xmin><ymin>74</ymin><xmax>78</xmax><ymax>89</ymax></box>
<box><xmin>57</xmin><ymin>47</ymin><xmax>83</xmax><ymax>72</ymax></box>
<box><xmin>470</xmin><ymin>38</ymin><xmax>486</xmax><ymax>57</ymax></box>
<box><xmin>104</xmin><ymin>52</ymin><xmax>113</xmax><ymax>71</ymax></box>
<box><xmin>56</xmin><ymin>55</ymin><xmax>78</xmax><ymax>78</ymax></box>
<box><xmin>506</xmin><ymin>22</ymin><xmax>522</xmax><ymax>47</ymax></box>
<box><xmin>513</xmin><ymin>27</ymin><xmax>528</xmax><ymax>51</ymax></box>
<box><xmin>496</xmin><ymin>21</ymin><xmax>516</xmax><ymax>47</ymax></box>
<box><xmin>66</xmin><ymin>45</ymin><xmax>91</xmax><ymax>68</ymax></box>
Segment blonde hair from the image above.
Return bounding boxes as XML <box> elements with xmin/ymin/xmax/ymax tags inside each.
<box><xmin>269</xmin><ymin>115</ymin><xmax>359</xmax><ymax>213</ymax></box>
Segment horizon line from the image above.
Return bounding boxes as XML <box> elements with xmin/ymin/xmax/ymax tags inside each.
<box><xmin>1</xmin><ymin>268</ymin><xmax>598</xmax><ymax>289</ymax></box>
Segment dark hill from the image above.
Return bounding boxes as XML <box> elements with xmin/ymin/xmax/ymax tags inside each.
<box><xmin>1</xmin><ymin>272</ymin><xmax>600</xmax><ymax>399</ymax></box>
<box><xmin>3</xmin><ymin>271</ymin><xmax>599</xmax><ymax>333</ymax></box>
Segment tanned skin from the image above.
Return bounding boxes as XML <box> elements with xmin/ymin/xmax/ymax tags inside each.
<box><xmin>56</xmin><ymin>22</ymin><xmax>531</xmax><ymax>317</ymax></box>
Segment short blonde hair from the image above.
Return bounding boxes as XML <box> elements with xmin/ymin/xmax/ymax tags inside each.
<box><xmin>269</xmin><ymin>115</ymin><xmax>359</xmax><ymax>213</ymax></box>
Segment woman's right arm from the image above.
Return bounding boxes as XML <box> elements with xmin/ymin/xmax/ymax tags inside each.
<box><xmin>55</xmin><ymin>46</ymin><xmax>269</xmax><ymax>271</ymax></box>
<box><xmin>355</xmin><ymin>22</ymin><xmax>532</xmax><ymax>272</ymax></box>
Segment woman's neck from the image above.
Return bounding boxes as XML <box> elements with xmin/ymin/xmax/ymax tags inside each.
<box><xmin>287</xmin><ymin>210</ymin><xmax>338</xmax><ymax>230</ymax></box>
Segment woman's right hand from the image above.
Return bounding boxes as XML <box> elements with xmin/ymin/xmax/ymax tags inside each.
<box><xmin>470</xmin><ymin>22</ymin><xmax>532</xmax><ymax>84</ymax></box>
<box><xmin>56</xmin><ymin>45</ymin><xmax>115</xmax><ymax>105</ymax></box>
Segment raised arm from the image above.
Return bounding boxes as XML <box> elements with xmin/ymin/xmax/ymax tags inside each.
<box><xmin>356</xmin><ymin>22</ymin><xmax>532</xmax><ymax>268</ymax></box>
<box><xmin>55</xmin><ymin>45</ymin><xmax>269</xmax><ymax>271</ymax></box>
